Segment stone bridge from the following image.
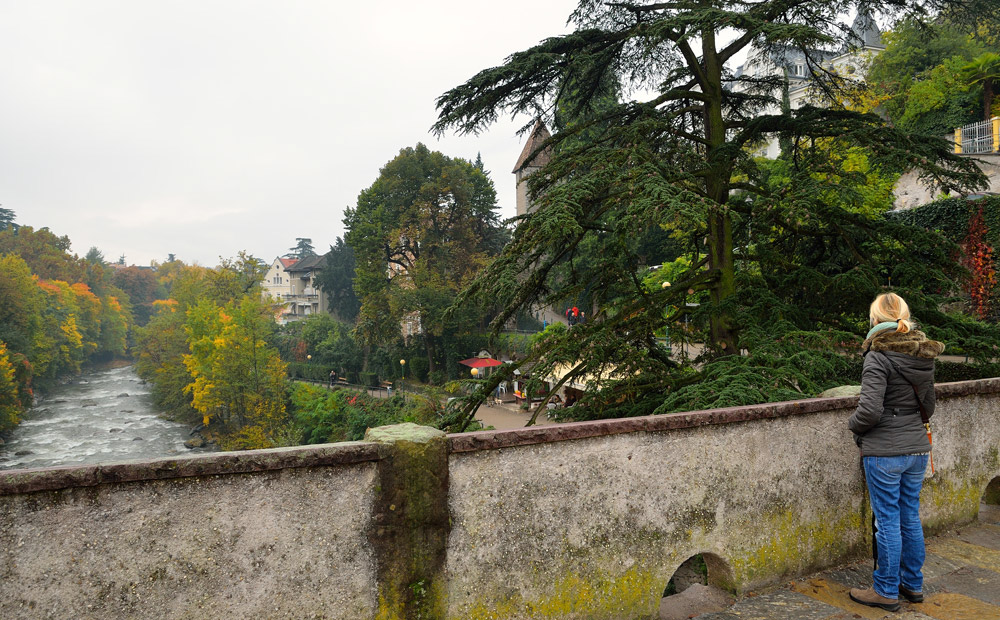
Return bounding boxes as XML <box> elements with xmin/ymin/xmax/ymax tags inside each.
<box><xmin>2</xmin><ymin>379</ymin><xmax>999</xmax><ymax>619</ymax></box>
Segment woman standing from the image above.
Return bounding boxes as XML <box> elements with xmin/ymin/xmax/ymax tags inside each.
<box><xmin>848</xmin><ymin>293</ymin><xmax>944</xmax><ymax>612</ymax></box>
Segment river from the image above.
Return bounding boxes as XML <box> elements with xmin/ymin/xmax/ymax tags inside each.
<box><xmin>0</xmin><ymin>364</ymin><xmax>213</xmax><ymax>471</ymax></box>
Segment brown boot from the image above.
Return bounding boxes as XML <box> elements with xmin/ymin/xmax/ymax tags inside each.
<box><xmin>898</xmin><ymin>586</ymin><xmax>924</xmax><ymax>603</ymax></box>
<box><xmin>850</xmin><ymin>587</ymin><xmax>901</xmax><ymax>611</ymax></box>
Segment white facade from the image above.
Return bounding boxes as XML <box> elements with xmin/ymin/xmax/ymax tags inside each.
<box><xmin>262</xmin><ymin>257</ymin><xmax>298</xmax><ymax>322</ymax></box>
<box><xmin>283</xmin><ymin>255</ymin><xmax>330</xmax><ymax>322</ymax></box>
<box><xmin>733</xmin><ymin>13</ymin><xmax>885</xmax><ymax>158</ymax></box>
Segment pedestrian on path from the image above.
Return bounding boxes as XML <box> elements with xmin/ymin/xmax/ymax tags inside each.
<box><xmin>848</xmin><ymin>292</ymin><xmax>944</xmax><ymax>612</ymax></box>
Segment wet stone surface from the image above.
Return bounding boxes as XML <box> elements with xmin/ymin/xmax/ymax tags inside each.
<box><xmin>685</xmin><ymin>510</ymin><xmax>1000</xmax><ymax>620</ymax></box>
<box><xmin>930</xmin><ymin>565</ymin><xmax>1000</xmax><ymax>605</ymax></box>
<box><xmin>695</xmin><ymin>590</ymin><xmax>840</xmax><ymax>619</ymax></box>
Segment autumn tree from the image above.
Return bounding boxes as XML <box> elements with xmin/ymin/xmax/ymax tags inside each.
<box><xmin>183</xmin><ymin>295</ymin><xmax>290</xmax><ymax>448</ymax></box>
<box><xmin>433</xmin><ymin>0</ymin><xmax>987</xmax><ymax>425</ymax></box>
<box><xmin>206</xmin><ymin>251</ymin><xmax>267</xmax><ymax>305</ymax></box>
<box><xmin>345</xmin><ymin>144</ymin><xmax>505</xmax><ymax>374</ymax></box>
<box><xmin>0</xmin><ymin>343</ymin><xmax>22</xmax><ymax>432</ymax></box>
<box><xmin>962</xmin><ymin>204</ymin><xmax>996</xmax><ymax>319</ymax></box>
<box><xmin>0</xmin><ymin>254</ymin><xmax>44</xmax><ymax>410</ymax></box>
<box><xmin>134</xmin><ymin>254</ymin><xmax>290</xmax><ymax>445</ymax></box>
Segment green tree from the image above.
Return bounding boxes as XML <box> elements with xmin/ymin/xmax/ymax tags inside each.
<box><xmin>433</xmin><ymin>0</ymin><xmax>987</xmax><ymax>427</ymax></box>
<box><xmin>84</xmin><ymin>247</ymin><xmax>104</xmax><ymax>264</ymax></box>
<box><xmin>0</xmin><ymin>208</ymin><xmax>17</xmax><ymax>233</ymax></box>
<box><xmin>111</xmin><ymin>265</ymin><xmax>163</xmax><ymax>326</ymax></box>
<box><xmin>287</xmin><ymin>237</ymin><xmax>317</xmax><ymax>259</ymax></box>
<box><xmin>345</xmin><ymin>144</ymin><xmax>505</xmax><ymax>374</ymax></box>
<box><xmin>0</xmin><ymin>254</ymin><xmax>45</xmax><ymax>364</ymax></box>
<box><xmin>207</xmin><ymin>251</ymin><xmax>267</xmax><ymax>305</ymax></box>
<box><xmin>868</xmin><ymin>17</ymin><xmax>988</xmax><ymax>134</ymax></box>
<box><xmin>960</xmin><ymin>52</ymin><xmax>1000</xmax><ymax>120</ymax></box>
<box><xmin>0</xmin><ymin>225</ymin><xmax>86</xmax><ymax>283</ymax></box>
<box><xmin>314</xmin><ymin>237</ymin><xmax>361</xmax><ymax>322</ymax></box>
<box><xmin>135</xmin><ymin>300</ymin><xmax>198</xmax><ymax>422</ymax></box>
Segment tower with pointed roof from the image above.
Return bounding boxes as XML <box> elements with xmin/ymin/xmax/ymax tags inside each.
<box><xmin>512</xmin><ymin>120</ymin><xmax>553</xmax><ymax>217</ymax></box>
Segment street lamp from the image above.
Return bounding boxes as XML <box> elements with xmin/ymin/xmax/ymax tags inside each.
<box><xmin>471</xmin><ymin>367</ymin><xmax>479</xmax><ymax>377</ymax></box>
<box><xmin>661</xmin><ymin>281</ymin><xmax>672</xmax><ymax>355</ymax></box>
<box><xmin>400</xmin><ymin>359</ymin><xmax>406</xmax><ymax>380</ymax></box>
<box><xmin>306</xmin><ymin>354</ymin><xmax>312</xmax><ymax>361</ymax></box>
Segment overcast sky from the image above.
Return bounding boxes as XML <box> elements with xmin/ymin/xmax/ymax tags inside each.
<box><xmin>1</xmin><ymin>1</ymin><xmax>579</xmax><ymax>267</ymax></box>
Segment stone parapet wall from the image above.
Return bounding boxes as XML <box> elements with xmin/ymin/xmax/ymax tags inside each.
<box><xmin>445</xmin><ymin>378</ymin><xmax>1000</xmax><ymax>618</ymax></box>
<box><xmin>2</xmin><ymin>381</ymin><xmax>999</xmax><ymax>619</ymax></box>
<box><xmin>0</xmin><ymin>443</ymin><xmax>382</xmax><ymax>620</ymax></box>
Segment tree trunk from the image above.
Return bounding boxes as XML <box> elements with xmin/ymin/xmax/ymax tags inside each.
<box><xmin>707</xmin><ymin>211</ymin><xmax>737</xmax><ymax>353</ymax></box>
<box><xmin>701</xmin><ymin>28</ymin><xmax>739</xmax><ymax>355</ymax></box>
<box><xmin>423</xmin><ymin>331</ymin><xmax>437</xmax><ymax>375</ymax></box>
<box><xmin>985</xmin><ymin>78</ymin><xmax>994</xmax><ymax>121</ymax></box>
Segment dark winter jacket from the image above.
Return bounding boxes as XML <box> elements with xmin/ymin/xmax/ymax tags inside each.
<box><xmin>848</xmin><ymin>328</ymin><xmax>945</xmax><ymax>457</ymax></box>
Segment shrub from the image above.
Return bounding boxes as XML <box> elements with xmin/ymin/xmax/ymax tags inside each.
<box><xmin>408</xmin><ymin>357</ymin><xmax>429</xmax><ymax>382</ymax></box>
<box><xmin>935</xmin><ymin>360</ymin><xmax>1000</xmax><ymax>383</ymax></box>
<box><xmin>429</xmin><ymin>370</ymin><xmax>447</xmax><ymax>386</ymax></box>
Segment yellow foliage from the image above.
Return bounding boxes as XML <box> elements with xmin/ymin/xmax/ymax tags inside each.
<box><xmin>0</xmin><ymin>343</ymin><xmax>21</xmax><ymax>431</ymax></box>
<box><xmin>61</xmin><ymin>315</ymin><xmax>83</xmax><ymax>351</ymax></box>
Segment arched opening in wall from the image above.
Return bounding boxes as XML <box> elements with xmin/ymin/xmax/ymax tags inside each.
<box><xmin>659</xmin><ymin>553</ymin><xmax>736</xmax><ymax>620</ymax></box>
<box><xmin>981</xmin><ymin>476</ymin><xmax>1000</xmax><ymax>525</ymax></box>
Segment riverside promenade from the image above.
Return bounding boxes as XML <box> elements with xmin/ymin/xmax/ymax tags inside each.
<box><xmin>672</xmin><ymin>503</ymin><xmax>1000</xmax><ymax>619</ymax></box>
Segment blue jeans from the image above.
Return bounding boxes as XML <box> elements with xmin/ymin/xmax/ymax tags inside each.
<box><xmin>863</xmin><ymin>454</ymin><xmax>929</xmax><ymax>599</ymax></box>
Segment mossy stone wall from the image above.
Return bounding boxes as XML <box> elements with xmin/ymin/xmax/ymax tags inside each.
<box><xmin>1</xmin><ymin>381</ymin><xmax>998</xmax><ymax>619</ymax></box>
<box><xmin>444</xmin><ymin>379</ymin><xmax>1000</xmax><ymax>619</ymax></box>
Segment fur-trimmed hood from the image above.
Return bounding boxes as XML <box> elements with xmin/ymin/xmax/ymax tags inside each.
<box><xmin>862</xmin><ymin>328</ymin><xmax>945</xmax><ymax>359</ymax></box>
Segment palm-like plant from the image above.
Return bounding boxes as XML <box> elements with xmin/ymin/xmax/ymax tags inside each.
<box><xmin>961</xmin><ymin>52</ymin><xmax>1000</xmax><ymax>120</ymax></box>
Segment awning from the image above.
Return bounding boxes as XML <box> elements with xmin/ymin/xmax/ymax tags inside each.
<box><xmin>458</xmin><ymin>357</ymin><xmax>503</xmax><ymax>368</ymax></box>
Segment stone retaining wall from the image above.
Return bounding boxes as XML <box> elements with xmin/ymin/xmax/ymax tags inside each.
<box><xmin>2</xmin><ymin>380</ymin><xmax>999</xmax><ymax>619</ymax></box>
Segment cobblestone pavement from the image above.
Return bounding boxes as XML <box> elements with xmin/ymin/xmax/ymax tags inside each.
<box><xmin>692</xmin><ymin>504</ymin><xmax>1000</xmax><ymax>620</ymax></box>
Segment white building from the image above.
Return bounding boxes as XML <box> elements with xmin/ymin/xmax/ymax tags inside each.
<box><xmin>262</xmin><ymin>255</ymin><xmax>333</xmax><ymax>324</ymax></box>
<box><xmin>262</xmin><ymin>257</ymin><xmax>298</xmax><ymax>322</ymax></box>
<box><xmin>283</xmin><ymin>255</ymin><xmax>329</xmax><ymax>322</ymax></box>
<box><xmin>733</xmin><ymin>12</ymin><xmax>885</xmax><ymax>158</ymax></box>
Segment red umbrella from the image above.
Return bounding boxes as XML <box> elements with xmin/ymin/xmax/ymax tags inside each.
<box><xmin>458</xmin><ymin>357</ymin><xmax>503</xmax><ymax>368</ymax></box>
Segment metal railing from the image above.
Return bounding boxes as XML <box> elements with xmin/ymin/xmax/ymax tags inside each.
<box><xmin>956</xmin><ymin>118</ymin><xmax>999</xmax><ymax>154</ymax></box>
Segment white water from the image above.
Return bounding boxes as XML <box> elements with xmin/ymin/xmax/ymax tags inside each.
<box><xmin>0</xmin><ymin>365</ymin><xmax>213</xmax><ymax>470</ymax></box>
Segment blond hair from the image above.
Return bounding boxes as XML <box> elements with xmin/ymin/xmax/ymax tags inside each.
<box><xmin>869</xmin><ymin>292</ymin><xmax>912</xmax><ymax>333</ymax></box>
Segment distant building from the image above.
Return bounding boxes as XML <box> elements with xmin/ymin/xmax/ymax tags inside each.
<box><xmin>733</xmin><ymin>12</ymin><xmax>885</xmax><ymax>158</ymax></box>
<box><xmin>262</xmin><ymin>257</ymin><xmax>298</xmax><ymax>322</ymax></box>
<box><xmin>283</xmin><ymin>255</ymin><xmax>329</xmax><ymax>322</ymax></box>
<box><xmin>511</xmin><ymin>121</ymin><xmax>568</xmax><ymax>328</ymax></box>
<box><xmin>262</xmin><ymin>255</ymin><xmax>331</xmax><ymax>324</ymax></box>
<box><xmin>512</xmin><ymin>120</ymin><xmax>553</xmax><ymax>217</ymax></box>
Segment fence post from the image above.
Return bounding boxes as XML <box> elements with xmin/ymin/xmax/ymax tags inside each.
<box><xmin>992</xmin><ymin>117</ymin><xmax>999</xmax><ymax>153</ymax></box>
<box><xmin>955</xmin><ymin>127</ymin><xmax>963</xmax><ymax>154</ymax></box>
<box><xmin>365</xmin><ymin>423</ymin><xmax>450</xmax><ymax>619</ymax></box>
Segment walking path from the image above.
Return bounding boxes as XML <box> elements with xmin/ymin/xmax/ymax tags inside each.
<box><xmin>473</xmin><ymin>401</ymin><xmax>558</xmax><ymax>430</ymax></box>
<box><xmin>673</xmin><ymin>503</ymin><xmax>1000</xmax><ymax>619</ymax></box>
